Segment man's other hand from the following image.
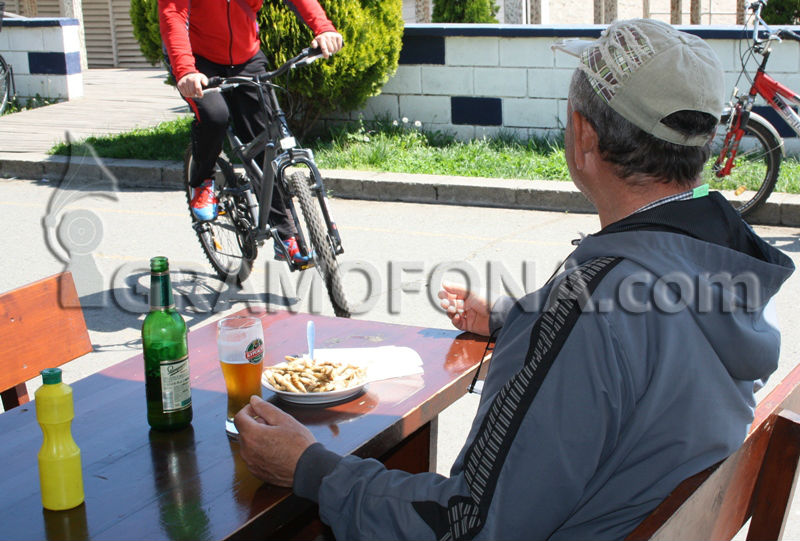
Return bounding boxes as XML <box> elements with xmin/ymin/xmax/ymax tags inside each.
<box><xmin>438</xmin><ymin>281</ymin><xmax>492</xmax><ymax>336</ymax></box>
<box><xmin>311</xmin><ymin>31</ymin><xmax>343</xmax><ymax>58</ymax></box>
<box><xmin>177</xmin><ymin>72</ymin><xmax>208</xmax><ymax>99</ymax></box>
<box><xmin>234</xmin><ymin>396</ymin><xmax>316</xmax><ymax>487</ymax></box>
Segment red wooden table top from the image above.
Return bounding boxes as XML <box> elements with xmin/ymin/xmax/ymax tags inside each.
<box><xmin>0</xmin><ymin>309</ymin><xmax>488</xmax><ymax>540</ymax></box>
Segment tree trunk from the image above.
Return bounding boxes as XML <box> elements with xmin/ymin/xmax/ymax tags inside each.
<box><xmin>504</xmin><ymin>0</ymin><xmax>523</xmax><ymax>23</ymax></box>
<box><xmin>21</xmin><ymin>0</ymin><xmax>37</xmax><ymax>17</ymax></box>
<box><xmin>690</xmin><ymin>0</ymin><xmax>700</xmax><ymax>24</ymax></box>
<box><xmin>604</xmin><ymin>0</ymin><xmax>617</xmax><ymax>22</ymax></box>
<box><xmin>671</xmin><ymin>0</ymin><xmax>681</xmax><ymax>24</ymax></box>
<box><xmin>415</xmin><ymin>0</ymin><xmax>431</xmax><ymax>23</ymax></box>
<box><xmin>529</xmin><ymin>0</ymin><xmax>541</xmax><ymax>23</ymax></box>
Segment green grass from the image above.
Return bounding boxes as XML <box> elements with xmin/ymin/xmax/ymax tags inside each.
<box><xmin>49</xmin><ymin>114</ymin><xmax>800</xmax><ymax>193</ymax></box>
<box><xmin>50</xmin><ymin>116</ymin><xmax>194</xmax><ymax>161</ymax></box>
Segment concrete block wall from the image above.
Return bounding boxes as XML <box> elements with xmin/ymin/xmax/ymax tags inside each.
<box><xmin>0</xmin><ymin>18</ymin><xmax>83</xmax><ymax>102</ymax></box>
<box><xmin>334</xmin><ymin>24</ymin><xmax>800</xmax><ymax>146</ymax></box>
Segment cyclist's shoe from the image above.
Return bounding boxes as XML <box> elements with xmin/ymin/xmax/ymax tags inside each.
<box><xmin>274</xmin><ymin>237</ymin><xmax>312</xmax><ymax>264</ymax></box>
<box><xmin>190</xmin><ymin>179</ymin><xmax>218</xmax><ymax>221</ymax></box>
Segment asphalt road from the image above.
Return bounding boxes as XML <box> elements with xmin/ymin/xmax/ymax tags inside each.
<box><xmin>3</xmin><ymin>175</ymin><xmax>800</xmax><ymax>535</ymax></box>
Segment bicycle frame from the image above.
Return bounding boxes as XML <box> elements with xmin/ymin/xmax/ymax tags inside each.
<box><xmin>750</xmin><ymin>67</ymin><xmax>800</xmax><ymax>135</ymax></box>
<box><xmin>214</xmin><ymin>66</ymin><xmax>343</xmax><ymax>268</ymax></box>
<box><xmin>714</xmin><ymin>2</ymin><xmax>799</xmax><ymax>177</ymax></box>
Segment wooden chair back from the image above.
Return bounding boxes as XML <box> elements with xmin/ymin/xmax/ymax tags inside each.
<box><xmin>0</xmin><ymin>272</ymin><xmax>92</xmax><ymax>409</ymax></box>
<box><xmin>627</xmin><ymin>363</ymin><xmax>800</xmax><ymax>541</ymax></box>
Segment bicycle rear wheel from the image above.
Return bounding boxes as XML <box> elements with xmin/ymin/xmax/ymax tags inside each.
<box><xmin>288</xmin><ymin>171</ymin><xmax>351</xmax><ymax>318</ymax></box>
<box><xmin>0</xmin><ymin>55</ymin><xmax>11</xmax><ymax>115</ymax></box>
<box><xmin>702</xmin><ymin>112</ymin><xmax>782</xmax><ymax>218</ymax></box>
<box><xmin>184</xmin><ymin>147</ymin><xmax>257</xmax><ymax>283</ymax></box>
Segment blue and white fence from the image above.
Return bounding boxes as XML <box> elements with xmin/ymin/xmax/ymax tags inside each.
<box><xmin>330</xmin><ymin>24</ymin><xmax>800</xmax><ymax>147</ymax></box>
<box><xmin>0</xmin><ymin>17</ymin><xmax>82</xmax><ymax>102</ymax></box>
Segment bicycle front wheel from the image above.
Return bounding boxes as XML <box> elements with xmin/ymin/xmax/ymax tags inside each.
<box><xmin>702</xmin><ymin>112</ymin><xmax>782</xmax><ymax>218</ymax></box>
<box><xmin>288</xmin><ymin>171</ymin><xmax>351</xmax><ymax>318</ymax></box>
<box><xmin>0</xmin><ymin>55</ymin><xmax>11</xmax><ymax>115</ymax></box>
<box><xmin>184</xmin><ymin>147</ymin><xmax>257</xmax><ymax>283</ymax></box>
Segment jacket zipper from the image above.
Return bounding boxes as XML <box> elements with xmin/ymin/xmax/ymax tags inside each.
<box><xmin>227</xmin><ymin>0</ymin><xmax>234</xmax><ymax>65</ymax></box>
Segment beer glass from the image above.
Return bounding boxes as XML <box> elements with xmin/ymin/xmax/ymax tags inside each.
<box><xmin>217</xmin><ymin>316</ymin><xmax>264</xmax><ymax>438</ymax></box>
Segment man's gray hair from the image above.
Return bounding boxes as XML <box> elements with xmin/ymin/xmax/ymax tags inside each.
<box><xmin>568</xmin><ymin>69</ymin><xmax>718</xmax><ymax>187</ymax></box>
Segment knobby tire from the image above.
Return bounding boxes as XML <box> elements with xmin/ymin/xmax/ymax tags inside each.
<box><xmin>289</xmin><ymin>172</ymin><xmax>351</xmax><ymax>318</ymax></box>
<box><xmin>183</xmin><ymin>147</ymin><xmax>256</xmax><ymax>284</ymax></box>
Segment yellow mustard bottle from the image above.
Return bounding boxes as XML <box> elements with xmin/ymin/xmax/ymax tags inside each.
<box><xmin>35</xmin><ymin>368</ymin><xmax>84</xmax><ymax>511</ymax></box>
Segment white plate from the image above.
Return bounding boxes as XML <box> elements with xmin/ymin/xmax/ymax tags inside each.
<box><xmin>261</xmin><ymin>369</ymin><xmax>367</xmax><ymax>405</ymax></box>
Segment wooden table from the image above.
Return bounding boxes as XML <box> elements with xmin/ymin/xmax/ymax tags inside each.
<box><xmin>0</xmin><ymin>310</ymin><xmax>488</xmax><ymax>540</ymax></box>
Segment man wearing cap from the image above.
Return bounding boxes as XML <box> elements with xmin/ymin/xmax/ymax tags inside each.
<box><xmin>234</xmin><ymin>19</ymin><xmax>795</xmax><ymax>540</ymax></box>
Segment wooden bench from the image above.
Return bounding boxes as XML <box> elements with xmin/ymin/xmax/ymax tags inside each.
<box><xmin>0</xmin><ymin>272</ymin><xmax>92</xmax><ymax>409</ymax></box>
<box><xmin>627</xmin><ymin>363</ymin><xmax>800</xmax><ymax>541</ymax></box>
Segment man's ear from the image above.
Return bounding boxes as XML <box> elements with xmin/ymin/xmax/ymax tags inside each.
<box><xmin>571</xmin><ymin>110</ymin><xmax>599</xmax><ymax>170</ymax></box>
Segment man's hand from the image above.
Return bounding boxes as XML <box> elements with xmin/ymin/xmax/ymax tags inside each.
<box><xmin>234</xmin><ymin>396</ymin><xmax>316</xmax><ymax>487</ymax></box>
<box><xmin>438</xmin><ymin>281</ymin><xmax>492</xmax><ymax>337</ymax></box>
<box><xmin>177</xmin><ymin>72</ymin><xmax>208</xmax><ymax>99</ymax></box>
<box><xmin>311</xmin><ymin>31</ymin><xmax>343</xmax><ymax>58</ymax></box>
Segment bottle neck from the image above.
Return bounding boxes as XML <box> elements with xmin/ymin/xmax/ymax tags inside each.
<box><xmin>150</xmin><ymin>271</ymin><xmax>175</xmax><ymax>310</ymax></box>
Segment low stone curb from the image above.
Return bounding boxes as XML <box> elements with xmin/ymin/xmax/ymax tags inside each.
<box><xmin>2</xmin><ymin>153</ymin><xmax>799</xmax><ymax>226</ymax></box>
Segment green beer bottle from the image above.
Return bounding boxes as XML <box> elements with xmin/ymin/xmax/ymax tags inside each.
<box><xmin>143</xmin><ymin>256</ymin><xmax>192</xmax><ymax>430</ymax></box>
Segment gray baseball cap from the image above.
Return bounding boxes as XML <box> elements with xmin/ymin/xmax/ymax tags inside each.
<box><xmin>553</xmin><ymin>18</ymin><xmax>724</xmax><ymax>147</ymax></box>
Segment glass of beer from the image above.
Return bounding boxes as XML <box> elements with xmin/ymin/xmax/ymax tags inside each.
<box><xmin>217</xmin><ymin>315</ymin><xmax>264</xmax><ymax>439</ymax></box>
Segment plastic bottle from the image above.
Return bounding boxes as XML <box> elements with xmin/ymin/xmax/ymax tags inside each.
<box><xmin>35</xmin><ymin>367</ymin><xmax>84</xmax><ymax>511</ymax></box>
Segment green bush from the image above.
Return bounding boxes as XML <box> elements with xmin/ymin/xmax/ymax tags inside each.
<box><xmin>762</xmin><ymin>0</ymin><xmax>800</xmax><ymax>24</ymax></box>
<box><xmin>432</xmin><ymin>0</ymin><xmax>498</xmax><ymax>23</ymax></box>
<box><xmin>258</xmin><ymin>0</ymin><xmax>403</xmax><ymax>136</ymax></box>
<box><xmin>130</xmin><ymin>0</ymin><xmax>162</xmax><ymax>65</ymax></box>
<box><xmin>129</xmin><ymin>0</ymin><xmax>404</xmax><ymax>136</ymax></box>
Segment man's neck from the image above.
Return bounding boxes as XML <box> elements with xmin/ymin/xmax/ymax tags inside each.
<box><xmin>594</xmin><ymin>175</ymin><xmax>700</xmax><ymax>228</ymax></box>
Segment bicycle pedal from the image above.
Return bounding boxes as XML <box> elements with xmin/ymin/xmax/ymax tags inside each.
<box><xmin>298</xmin><ymin>261</ymin><xmax>316</xmax><ymax>270</ymax></box>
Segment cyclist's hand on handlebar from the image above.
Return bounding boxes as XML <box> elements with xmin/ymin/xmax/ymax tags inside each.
<box><xmin>177</xmin><ymin>72</ymin><xmax>209</xmax><ymax>99</ymax></box>
<box><xmin>311</xmin><ymin>31</ymin><xmax>343</xmax><ymax>58</ymax></box>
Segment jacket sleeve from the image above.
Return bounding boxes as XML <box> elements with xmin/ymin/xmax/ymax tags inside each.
<box><xmin>293</xmin><ymin>309</ymin><xmax>631</xmax><ymax>540</ymax></box>
<box><xmin>158</xmin><ymin>0</ymin><xmax>196</xmax><ymax>82</ymax></box>
<box><xmin>294</xmin><ymin>444</ymin><xmax>471</xmax><ymax>540</ymax></box>
<box><xmin>283</xmin><ymin>0</ymin><xmax>337</xmax><ymax>35</ymax></box>
<box><xmin>489</xmin><ymin>295</ymin><xmax>516</xmax><ymax>334</ymax></box>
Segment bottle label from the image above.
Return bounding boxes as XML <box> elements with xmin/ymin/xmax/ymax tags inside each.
<box><xmin>160</xmin><ymin>355</ymin><xmax>192</xmax><ymax>412</ymax></box>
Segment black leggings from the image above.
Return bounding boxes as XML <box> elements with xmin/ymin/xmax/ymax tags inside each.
<box><xmin>182</xmin><ymin>51</ymin><xmax>294</xmax><ymax>237</ymax></box>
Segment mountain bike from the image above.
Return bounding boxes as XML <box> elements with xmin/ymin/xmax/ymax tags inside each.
<box><xmin>0</xmin><ymin>2</ymin><xmax>16</xmax><ymax>115</ymax></box>
<box><xmin>702</xmin><ymin>0</ymin><xmax>800</xmax><ymax>217</ymax></box>
<box><xmin>183</xmin><ymin>47</ymin><xmax>350</xmax><ymax>317</ymax></box>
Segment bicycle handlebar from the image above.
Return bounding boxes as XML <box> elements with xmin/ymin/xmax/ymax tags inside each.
<box><xmin>201</xmin><ymin>46</ymin><xmax>326</xmax><ymax>95</ymax></box>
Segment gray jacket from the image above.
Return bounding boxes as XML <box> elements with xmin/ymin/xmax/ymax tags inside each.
<box><xmin>294</xmin><ymin>193</ymin><xmax>794</xmax><ymax>540</ymax></box>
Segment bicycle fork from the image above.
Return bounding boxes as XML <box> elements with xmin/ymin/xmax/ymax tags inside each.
<box><xmin>714</xmin><ymin>96</ymin><xmax>754</xmax><ymax>185</ymax></box>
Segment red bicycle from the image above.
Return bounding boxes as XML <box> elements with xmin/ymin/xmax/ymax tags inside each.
<box><xmin>704</xmin><ymin>0</ymin><xmax>800</xmax><ymax>217</ymax></box>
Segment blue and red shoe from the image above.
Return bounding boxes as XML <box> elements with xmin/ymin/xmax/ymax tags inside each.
<box><xmin>190</xmin><ymin>179</ymin><xmax>218</xmax><ymax>221</ymax></box>
<box><xmin>274</xmin><ymin>236</ymin><xmax>312</xmax><ymax>264</ymax></box>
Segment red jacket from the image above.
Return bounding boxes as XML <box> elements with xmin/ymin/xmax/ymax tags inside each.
<box><xmin>159</xmin><ymin>0</ymin><xmax>336</xmax><ymax>82</ymax></box>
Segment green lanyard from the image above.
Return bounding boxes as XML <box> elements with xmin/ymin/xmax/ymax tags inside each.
<box><xmin>692</xmin><ymin>183</ymin><xmax>710</xmax><ymax>199</ymax></box>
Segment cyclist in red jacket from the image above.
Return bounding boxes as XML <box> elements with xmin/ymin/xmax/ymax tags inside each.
<box><xmin>159</xmin><ymin>0</ymin><xmax>343</xmax><ymax>264</ymax></box>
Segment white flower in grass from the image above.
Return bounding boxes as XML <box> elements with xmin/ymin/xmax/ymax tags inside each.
<box><xmin>392</xmin><ymin>120</ymin><xmax>399</xmax><ymax>126</ymax></box>
<box><xmin>414</xmin><ymin>120</ymin><xmax>422</xmax><ymax>128</ymax></box>
<box><xmin>402</xmin><ymin>117</ymin><xmax>409</xmax><ymax>124</ymax></box>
